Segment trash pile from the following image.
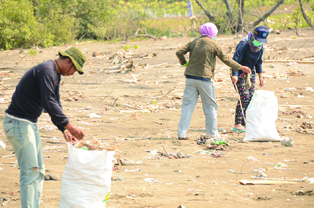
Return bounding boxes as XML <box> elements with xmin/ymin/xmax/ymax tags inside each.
<box><xmin>262</xmin><ymin>68</ymin><xmax>306</xmax><ymax>80</ymax></box>
<box><xmin>144</xmin><ymin>148</ymin><xmax>190</xmax><ymax>160</ymax></box>
<box><xmin>195</xmin><ymin>135</ymin><xmax>229</xmax><ymax>158</ymax></box>
<box><xmin>286</xmin><ymin>69</ymin><xmax>306</xmax><ymax>77</ymax></box>
<box><xmin>297</xmin><ymin>121</ymin><xmax>314</xmax><ymax>134</ymax></box>
<box><xmin>196</xmin><ymin>135</ymin><xmax>229</xmax><ymax>147</ymax></box>
<box><xmin>75</xmin><ymin>138</ymin><xmax>117</xmax><ymax>151</ymax></box>
<box><xmin>160</xmin><ymin>150</ymin><xmax>190</xmax><ymax>159</ymax></box>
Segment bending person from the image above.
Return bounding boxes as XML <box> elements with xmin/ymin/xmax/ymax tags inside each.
<box><xmin>3</xmin><ymin>47</ymin><xmax>86</xmax><ymax>208</ymax></box>
<box><xmin>231</xmin><ymin>26</ymin><xmax>269</xmax><ymax>132</ymax></box>
<box><xmin>176</xmin><ymin>22</ymin><xmax>251</xmax><ymax>140</ymax></box>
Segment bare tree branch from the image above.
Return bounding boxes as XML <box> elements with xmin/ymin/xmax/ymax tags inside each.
<box><xmin>195</xmin><ymin>0</ymin><xmax>215</xmax><ymax>22</ymax></box>
<box><xmin>133</xmin><ymin>29</ymin><xmax>157</xmax><ymax>40</ymax></box>
<box><xmin>299</xmin><ymin>0</ymin><xmax>314</xmax><ymax>27</ymax></box>
<box><xmin>247</xmin><ymin>0</ymin><xmax>269</xmax><ymax>28</ymax></box>
<box><xmin>237</xmin><ymin>0</ymin><xmax>244</xmax><ymax>32</ymax></box>
<box><xmin>252</xmin><ymin>0</ymin><xmax>284</xmax><ymax>27</ymax></box>
<box><xmin>222</xmin><ymin>0</ymin><xmax>233</xmax><ymax>23</ymax></box>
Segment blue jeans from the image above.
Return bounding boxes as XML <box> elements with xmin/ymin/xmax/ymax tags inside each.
<box><xmin>3</xmin><ymin>115</ymin><xmax>44</xmax><ymax>208</ymax></box>
<box><xmin>178</xmin><ymin>79</ymin><xmax>220</xmax><ymax>138</ymax></box>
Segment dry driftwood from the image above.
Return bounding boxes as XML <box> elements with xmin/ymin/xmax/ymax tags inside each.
<box><xmin>134</xmin><ymin>29</ymin><xmax>157</xmax><ymax>40</ymax></box>
<box><xmin>46</xmin><ymin>141</ymin><xmax>66</xmax><ymax>144</ymax></box>
<box><xmin>104</xmin><ymin>59</ymin><xmax>134</xmax><ymax>73</ymax></box>
<box><xmin>240</xmin><ymin>179</ymin><xmax>296</xmax><ymax>185</ymax></box>
<box><xmin>264</xmin><ymin>60</ymin><xmax>314</xmax><ymax>64</ymax></box>
<box><xmin>162</xmin><ymin>145</ymin><xmax>170</xmax><ymax>157</ymax></box>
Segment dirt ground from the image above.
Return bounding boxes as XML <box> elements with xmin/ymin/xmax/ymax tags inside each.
<box><xmin>0</xmin><ymin>27</ymin><xmax>314</xmax><ymax>208</ymax></box>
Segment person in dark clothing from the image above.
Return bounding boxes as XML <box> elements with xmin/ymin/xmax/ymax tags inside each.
<box><xmin>230</xmin><ymin>26</ymin><xmax>269</xmax><ymax>132</ymax></box>
<box><xmin>3</xmin><ymin>47</ymin><xmax>86</xmax><ymax>208</ymax></box>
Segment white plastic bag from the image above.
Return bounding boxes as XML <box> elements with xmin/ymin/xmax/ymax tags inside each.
<box><xmin>60</xmin><ymin>143</ymin><xmax>115</xmax><ymax>208</ymax></box>
<box><xmin>244</xmin><ymin>90</ymin><xmax>281</xmax><ymax>142</ymax></box>
<box><xmin>0</xmin><ymin>140</ymin><xmax>6</xmax><ymax>150</ymax></box>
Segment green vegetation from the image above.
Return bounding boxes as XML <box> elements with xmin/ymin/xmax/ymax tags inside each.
<box><xmin>267</xmin><ymin>10</ymin><xmax>314</xmax><ymax>30</ymax></box>
<box><xmin>0</xmin><ymin>0</ymin><xmax>313</xmax><ymax>50</ymax></box>
<box><xmin>27</xmin><ymin>48</ymin><xmax>38</xmax><ymax>56</ymax></box>
<box><xmin>123</xmin><ymin>44</ymin><xmax>131</xmax><ymax>51</ymax></box>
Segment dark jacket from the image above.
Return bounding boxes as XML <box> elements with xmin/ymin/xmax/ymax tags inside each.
<box><xmin>231</xmin><ymin>41</ymin><xmax>263</xmax><ymax>79</ymax></box>
<box><xmin>6</xmin><ymin>60</ymin><xmax>69</xmax><ymax>132</ymax></box>
<box><xmin>176</xmin><ymin>36</ymin><xmax>242</xmax><ymax>79</ymax></box>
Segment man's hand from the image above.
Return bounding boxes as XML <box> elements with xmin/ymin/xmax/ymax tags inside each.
<box><xmin>240</xmin><ymin>66</ymin><xmax>251</xmax><ymax>74</ymax></box>
<box><xmin>63</xmin><ymin>130</ymin><xmax>78</xmax><ymax>145</ymax></box>
<box><xmin>231</xmin><ymin>76</ymin><xmax>238</xmax><ymax>84</ymax></box>
<box><xmin>65</xmin><ymin>122</ymin><xmax>85</xmax><ymax>140</ymax></box>
<box><xmin>259</xmin><ymin>77</ymin><xmax>265</xmax><ymax>87</ymax></box>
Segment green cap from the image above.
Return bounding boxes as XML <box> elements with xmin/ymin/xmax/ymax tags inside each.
<box><xmin>58</xmin><ymin>47</ymin><xmax>86</xmax><ymax>75</ymax></box>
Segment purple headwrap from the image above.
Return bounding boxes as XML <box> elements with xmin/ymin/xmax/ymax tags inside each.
<box><xmin>242</xmin><ymin>32</ymin><xmax>263</xmax><ymax>53</ymax></box>
<box><xmin>199</xmin><ymin>23</ymin><xmax>218</xmax><ymax>39</ymax></box>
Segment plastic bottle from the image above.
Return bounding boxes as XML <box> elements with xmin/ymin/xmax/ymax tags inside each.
<box><xmin>215</xmin><ymin>139</ymin><xmax>226</xmax><ymax>145</ymax></box>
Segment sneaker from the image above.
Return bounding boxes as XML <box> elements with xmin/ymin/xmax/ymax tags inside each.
<box><xmin>178</xmin><ymin>137</ymin><xmax>188</xmax><ymax>140</ymax></box>
<box><xmin>233</xmin><ymin>127</ymin><xmax>246</xmax><ymax>132</ymax></box>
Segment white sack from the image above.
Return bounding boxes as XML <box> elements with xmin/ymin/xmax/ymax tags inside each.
<box><xmin>60</xmin><ymin>143</ymin><xmax>115</xmax><ymax>208</ymax></box>
<box><xmin>244</xmin><ymin>90</ymin><xmax>281</xmax><ymax>142</ymax></box>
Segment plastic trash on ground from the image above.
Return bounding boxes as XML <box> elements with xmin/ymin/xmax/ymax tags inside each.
<box><xmin>0</xmin><ymin>140</ymin><xmax>6</xmax><ymax>150</ymax></box>
<box><xmin>281</xmin><ymin>137</ymin><xmax>293</xmax><ymax>147</ymax></box>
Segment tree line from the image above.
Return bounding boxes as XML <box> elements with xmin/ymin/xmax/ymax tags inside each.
<box><xmin>0</xmin><ymin>0</ymin><xmax>312</xmax><ymax>50</ymax></box>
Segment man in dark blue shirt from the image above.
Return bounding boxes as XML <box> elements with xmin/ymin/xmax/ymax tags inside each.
<box><xmin>3</xmin><ymin>47</ymin><xmax>86</xmax><ymax>208</ymax></box>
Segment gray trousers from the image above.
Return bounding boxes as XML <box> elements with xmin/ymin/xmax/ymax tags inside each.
<box><xmin>178</xmin><ymin>78</ymin><xmax>220</xmax><ymax>138</ymax></box>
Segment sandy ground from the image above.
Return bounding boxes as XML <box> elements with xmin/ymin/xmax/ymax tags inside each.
<box><xmin>0</xmin><ymin>27</ymin><xmax>314</xmax><ymax>208</ymax></box>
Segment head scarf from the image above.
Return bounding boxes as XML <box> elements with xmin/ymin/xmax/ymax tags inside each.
<box><xmin>199</xmin><ymin>23</ymin><xmax>218</xmax><ymax>39</ymax></box>
<box><xmin>242</xmin><ymin>32</ymin><xmax>263</xmax><ymax>53</ymax></box>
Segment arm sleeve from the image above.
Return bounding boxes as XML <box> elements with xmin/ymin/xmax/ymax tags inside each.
<box><xmin>52</xmin><ymin>82</ymin><xmax>67</xmax><ymax>132</ymax></box>
<box><xmin>176</xmin><ymin>42</ymin><xmax>190</xmax><ymax>65</ymax></box>
<box><xmin>255</xmin><ymin>48</ymin><xmax>263</xmax><ymax>74</ymax></box>
<box><xmin>38</xmin><ymin>70</ymin><xmax>69</xmax><ymax>132</ymax></box>
<box><xmin>231</xmin><ymin>42</ymin><xmax>246</xmax><ymax>77</ymax></box>
<box><xmin>215</xmin><ymin>44</ymin><xmax>242</xmax><ymax>72</ymax></box>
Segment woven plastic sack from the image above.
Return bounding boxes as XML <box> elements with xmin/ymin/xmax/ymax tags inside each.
<box><xmin>60</xmin><ymin>143</ymin><xmax>115</xmax><ymax>208</ymax></box>
<box><xmin>244</xmin><ymin>90</ymin><xmax>281</xmax><ymax>142</ymax></box>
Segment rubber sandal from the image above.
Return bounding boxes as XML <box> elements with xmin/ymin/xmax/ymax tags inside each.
<box><xmin>178</xmin><ymin>137</ymin><xmax>189</xmax><ymax>140</ymax></box>
<box><xmin>233</xmin><ymin>127</ymin><xmax>246</xmax><ymax>133</ymax></box>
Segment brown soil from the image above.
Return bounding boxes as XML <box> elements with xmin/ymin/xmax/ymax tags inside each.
<box><xmin>0</xmin><ymin>27</ymin><xmax>314</xmax><ymax>208</ymax></box>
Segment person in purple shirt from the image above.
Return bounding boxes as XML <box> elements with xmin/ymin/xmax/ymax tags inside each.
<box><xmin>3</xmin><ymin>47</ymin><xmax>86</xmax><ymax>208</ymax></box>
<box><xmin>230</xmin><ymin>26</ymin><xmax>269</xmax><ymax>132</ymax></box>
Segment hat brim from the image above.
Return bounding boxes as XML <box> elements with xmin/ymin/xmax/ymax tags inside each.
<box><xmin>58</xmin><ymin>51</ymin><xmax>84</xmax><ymax>75</ymax></box>
<box><xmin>255</xmin><ymin>37</ymin><xmax>267</xmax><ymax>43</ymax></box>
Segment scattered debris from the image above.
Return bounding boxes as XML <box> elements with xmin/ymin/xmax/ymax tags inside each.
<box><xmin>274</xmin><ymin>162</ymin><xmax>290</xmax><ymax>169</ymax></box>
<box><xmin>124</xmin><ymin>168</ymin><xmax>141</xmax><ymax>172</ymax></box>
<box><xmin>294</xmin><ymin>190</ymin><xmax>314</xmax><ymax>196</ymax></box>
